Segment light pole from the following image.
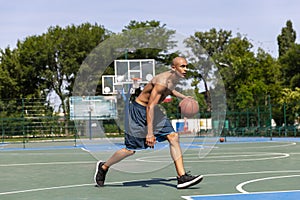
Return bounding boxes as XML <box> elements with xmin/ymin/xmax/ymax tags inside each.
<box><xmin>268</xmin><ymin>95</ymin><xmax>273</xmax><ymax>140</ymax></box>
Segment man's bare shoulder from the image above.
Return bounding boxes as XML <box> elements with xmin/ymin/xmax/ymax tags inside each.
<box><xmin>152</xmin><ymin>71</ymin><xmax>171</xmax><ymax>85</ymax></box>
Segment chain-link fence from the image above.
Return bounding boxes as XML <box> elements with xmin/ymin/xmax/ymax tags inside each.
<box><xmin>222</xmin><ymin>103</ymin><xmax>299</xmax><ymax>138</ymax></box>
<box><xmin>1</xmin><ymin>98</ymin><xmax>299</xmax><ymax>148</ymax></box>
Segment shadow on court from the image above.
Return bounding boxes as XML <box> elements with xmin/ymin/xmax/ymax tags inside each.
<box><xmin>99</xmin><ymin>177</ymin><xmax>178</xmax><ymax>188</ymax></box>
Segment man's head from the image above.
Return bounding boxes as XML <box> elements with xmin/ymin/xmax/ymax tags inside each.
<box><xmin>171</xmin><ymin>57</ymin><xmax>188</xmax><ymax>78</ymax></box>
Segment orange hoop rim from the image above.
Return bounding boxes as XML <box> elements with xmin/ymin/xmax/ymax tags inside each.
<box><xmin>131</xmin><ymin>77</ymin><xmax>142</xmax><ymax>81</ymax></box>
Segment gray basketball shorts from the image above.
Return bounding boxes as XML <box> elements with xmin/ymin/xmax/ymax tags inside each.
<box><xmin>124</xmin><ymin>101</ymin><xmax>175</xmax><ymax>150</ymax></box>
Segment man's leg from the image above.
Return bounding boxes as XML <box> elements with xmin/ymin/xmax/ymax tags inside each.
<box><xmin>166</xmin><ymin>132</ymin><xmax>203</xmax><ymax>189</ymax></box>
<box><xmin>104</xmin><ymin>148</ymin><xmax>135</xmax><ymax>169</ymax></box>
<box><xmin>166</xmin><ymin>132</ymin><xmax>185</xmax><ymax>176</ymax></box>
<box><xmin>95</xmin><ymin>148</ymin><xmax>135</xmax><ymax>186</ymax></box>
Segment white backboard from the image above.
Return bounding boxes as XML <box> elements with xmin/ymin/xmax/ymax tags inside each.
<box><xmin>69</xmin><ymin>96</ymin><xmax>117</xmax><ymax>120</ymax></box>
<box><xmin>102</xmin><ymin>59</ymin><xmax>155</xmax><ymax>95</ymax></box>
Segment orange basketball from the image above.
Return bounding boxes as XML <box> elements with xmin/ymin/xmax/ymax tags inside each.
<box><xmin>219</xmin><ymin>137</ymin><xmax>225</xmax><ymax>142</ymax></box>
<box><xmin>179</xmin><ymin>98</ymin><xmax>199</xmax><ymax>118</ymax></box>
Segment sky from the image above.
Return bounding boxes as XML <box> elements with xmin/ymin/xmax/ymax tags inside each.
<box><xmin>0</xmin><ymin>0</ymin><xmax>299</xmax><ymax>58</ymax></box>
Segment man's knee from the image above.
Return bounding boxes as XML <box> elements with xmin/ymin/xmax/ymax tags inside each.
<box><xmin>122</xmin><ymin>148</ymin><xmax>136</xmax><ymax>155</ymax></box>
<box><xmin>167</xmin><ymin>132</ymin><xmax>179</xmax><ymax>143</ymax></box>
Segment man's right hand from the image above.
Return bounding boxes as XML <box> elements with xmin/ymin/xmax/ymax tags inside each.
<box><xmin>146</xmin><ymin>133</ymin><xmax>156</xmax><ymax>148</ymax></box>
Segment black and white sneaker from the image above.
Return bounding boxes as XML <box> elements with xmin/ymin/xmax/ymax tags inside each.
<box><xmin>177</xmin><ymin>173</ymin><xmax>203</xmax><ymax>189</ymax></box>
<box><xmin>94</xmin><ymin>161</ymin><xmax>108</xmax><ymax>187</ymax></box>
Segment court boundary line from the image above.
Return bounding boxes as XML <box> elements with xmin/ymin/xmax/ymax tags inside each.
<box><xmin>0</xmin><ymin>183</ymin><xmax>94</xmax><ymax>196</ymax></box>
<box><xmin>0</xmin><ymin>161</ymin><xmax>94</xmax><ymax>167</ymax></box>
<box><xmin>135</xmin><ymin>152</ymin><xmax>290</xmax><ymax>163</ymax></box>
<box><xmin>181</xmin><ymin>189</ymin><xmax>300</xmax><ymax>200</ymax></box>
<box><xmin>215</xmin><ymin>141</ymin><xmax>296</xmax><ymax>149</ymax></box>
<box><xmin>236</xmin><ymin>174</ymin><xmax>300</xmax><ymax>193</ymax></box>
<box><xmin>2</xmin><ymin>151</ymin><xmax>285</xmax><ymax>167</ymax></box>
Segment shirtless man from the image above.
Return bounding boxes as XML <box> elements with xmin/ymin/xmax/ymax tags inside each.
<box><xmin>95</xmin><ymin>57</ymin><xmax>203</xmax><ymax>189</ymax></box>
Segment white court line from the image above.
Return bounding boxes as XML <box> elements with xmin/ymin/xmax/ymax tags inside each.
<box><xmin>0</xmin><ymin>183</ymin><xmax>94</xmax><ymax>196</ymax></box>
<box><xmin>216</xmin><ymin>141</ymin><xmax>297</xmax><ymax>149</ymax></box>
<box><xmin>2</xmin><ymin>170</ymin><xmax>300</xmax><ymax>196</ymax></box>
<box><xmin>236</xmin><ymin>174</ymin><xmax>300</xmax><ymax>193</ymax></box>
<box><xmin>0</xmin><ymin>152</ymin><xmax>88</xmax><ymax>155</ymax></box>
<box><xmin>0</xmin><ymin>161</ymin><xmax>94</xmax><ymax>167</ymax></box>
<box><xmin>0</xmin><ymin>178</ymin><xmax>173</xmax><ymax>196</ymax></box>
<box><xmin>135</xmin><ymin>152</ymin><xmax>290</xmax><ymax>163</ymax></box>
<box><xmin>182</xmin><ymin>189</ymin><xmax>300</xmax><ymax>200</ymax></box>
<box><xmin>2</xmin><ymin>151</ymin><xmax>292</xmax><ymax>167</ymax></box>
<box><xmin>206</xmin><ymin>170</ymin><xmax>300</xmax><ymax>177</ymax></box>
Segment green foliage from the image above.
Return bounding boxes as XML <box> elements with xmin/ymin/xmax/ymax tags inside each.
<box><xmin>277</xmin><ymin>20</ymin><xmax>296</xmax><ymax>57</ymax></box>
<box><xmin>185</xmin><ymin>28</ymin><xmax>282</xmax><ymax>113</ymax></box>
<box><xmin>279</xmin><ymin>87</ymin><xmax>300</xmax><ymax>107</ymax></box>
<box><xmin>1</xmin><ymin>23</ymin><xmax>110</xmax><ymax>116</ymax></box>
<box><xmin>160</xmin><ymin>97</ymin><xmax>181</xmax><ymax>119</ymax></box>
<box><xmin>192</xmin><ymin>28</ymin><xmax>232</xmax><ymax>56</ymax></box>
<box><xmin>279</xmin><ymin>44</ymin><xmax>300</xmax><ymax>89</ymax></box>
<box><xmin>121</xmin><ymin>20</ymin><xmax>176</xmax><ymax>61</ymax></box>
<box><xmin>40</xmin><ymin>23</ymin><xmax>109</xmax><ymax>114</ymax></box>
<box><xmin>184</xmin><ymin>29</ymin><xmax>233</xmax><ymax>111</ymax></box>
<box><xmin>278</xmin><ymin>87</ymin><xmax>300</xmax><ymax>124</ymax></box>
<box><xmin>103</xmin><ymin>120</ymin><xmax>120</xmax><ymax>133</ymax></box>
<box><xmin>0</xmin><ymin>48</ymin><xmax>19</xmax><ymax>99</ymax></box>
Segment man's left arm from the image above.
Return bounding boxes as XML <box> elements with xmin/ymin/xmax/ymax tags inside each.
<box><xmin>172</xmin><ymin>90</ymin><xmax>188</xmax><ymax>99</ymax></box>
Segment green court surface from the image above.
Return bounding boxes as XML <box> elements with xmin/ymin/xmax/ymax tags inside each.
<box><xmin>1</xmin><ymin>137</ymin><xmax>300</xmax><ymax>200</ymax></box>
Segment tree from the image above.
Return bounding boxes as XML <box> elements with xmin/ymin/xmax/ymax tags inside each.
<box><xmin>185</xmin><ymin>28</ymin><xmax>232</xmax><ymax>112</ymax></box>
<box><xmin>185</xmin><ymin>28</ymin><xmax>281</xmax><ymax>113</ymax></box>
<box><xmin>278</xmin><ymin>87</ymin><xmax>300</xmax><ymax>124</ymax></box>
<box><xmin>16</xmin><ymin>35</ymin><xmax>51</xmax><ymax>98</ymax></box>
<box><xmin>221</xmin><ymin>37</ymin><xmax>258</xmax><ymax>109</ymax></box>
<box><xmin>276</xmin><ymin>20</ymin><xmax>299</xmax><ymax>125</ymax></box>
<box><xmin>190</xmin><ymin>28</ymin><xmax>232</xmax><ymax>57</ymax></box>
<box><xmin>0</xmin><ymin>23</ymin><xmax>111</xmax><ymax>119</ymax></box>
<box><xmin>121</xmin><ymin>20</ymin><xmax>176</xmax><ymax>61</ymax></box>
<box><xmin>277</xmin><ymin>20</ymin><xmax>296</xmax><ymax>57</ymax></box>
<box><xmin>279</xmin><ymin>44</ymin><xmax>300</xmax><ymax>89</ymax></box>
<box><xmin>255</xmin><ymin>49</ymin><xmax>282</xmax><ymax>95</ymax></box>
<box><xmin>0</xmin><ymin>48</ymin><xmax>21</xmax><ymax>99</ymax></box>
<box><xmin>28</xmin><ymin>23</ymin><xmax>109</xmax><ymax>115</ymax></box>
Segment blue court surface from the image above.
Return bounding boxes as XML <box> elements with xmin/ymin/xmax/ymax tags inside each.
<box><xmin>182</xmin><ymin>190</ymin><xmax>300</xmax><ymax>200</ymax></box>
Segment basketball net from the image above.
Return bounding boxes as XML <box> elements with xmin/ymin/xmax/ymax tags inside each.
<box><xmin>130</xmin><ymin>77</ymin><xmax>141</xmax><ymax>94</ymax></box>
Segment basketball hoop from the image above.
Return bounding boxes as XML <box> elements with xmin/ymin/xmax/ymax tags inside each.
<box><xmin>131</xmin><ymin>77</ymin><xmax>141</xmax><ymax>89</ymax></box>
<box><xmin>129</xmin><ymin>78</ymin><xmax>141</xmax><ymax>94</ymax></box>
<box><xmin>102</xmin><ymin>59</ymin><xmax>155</xmax><ymax>95</ymax></box>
